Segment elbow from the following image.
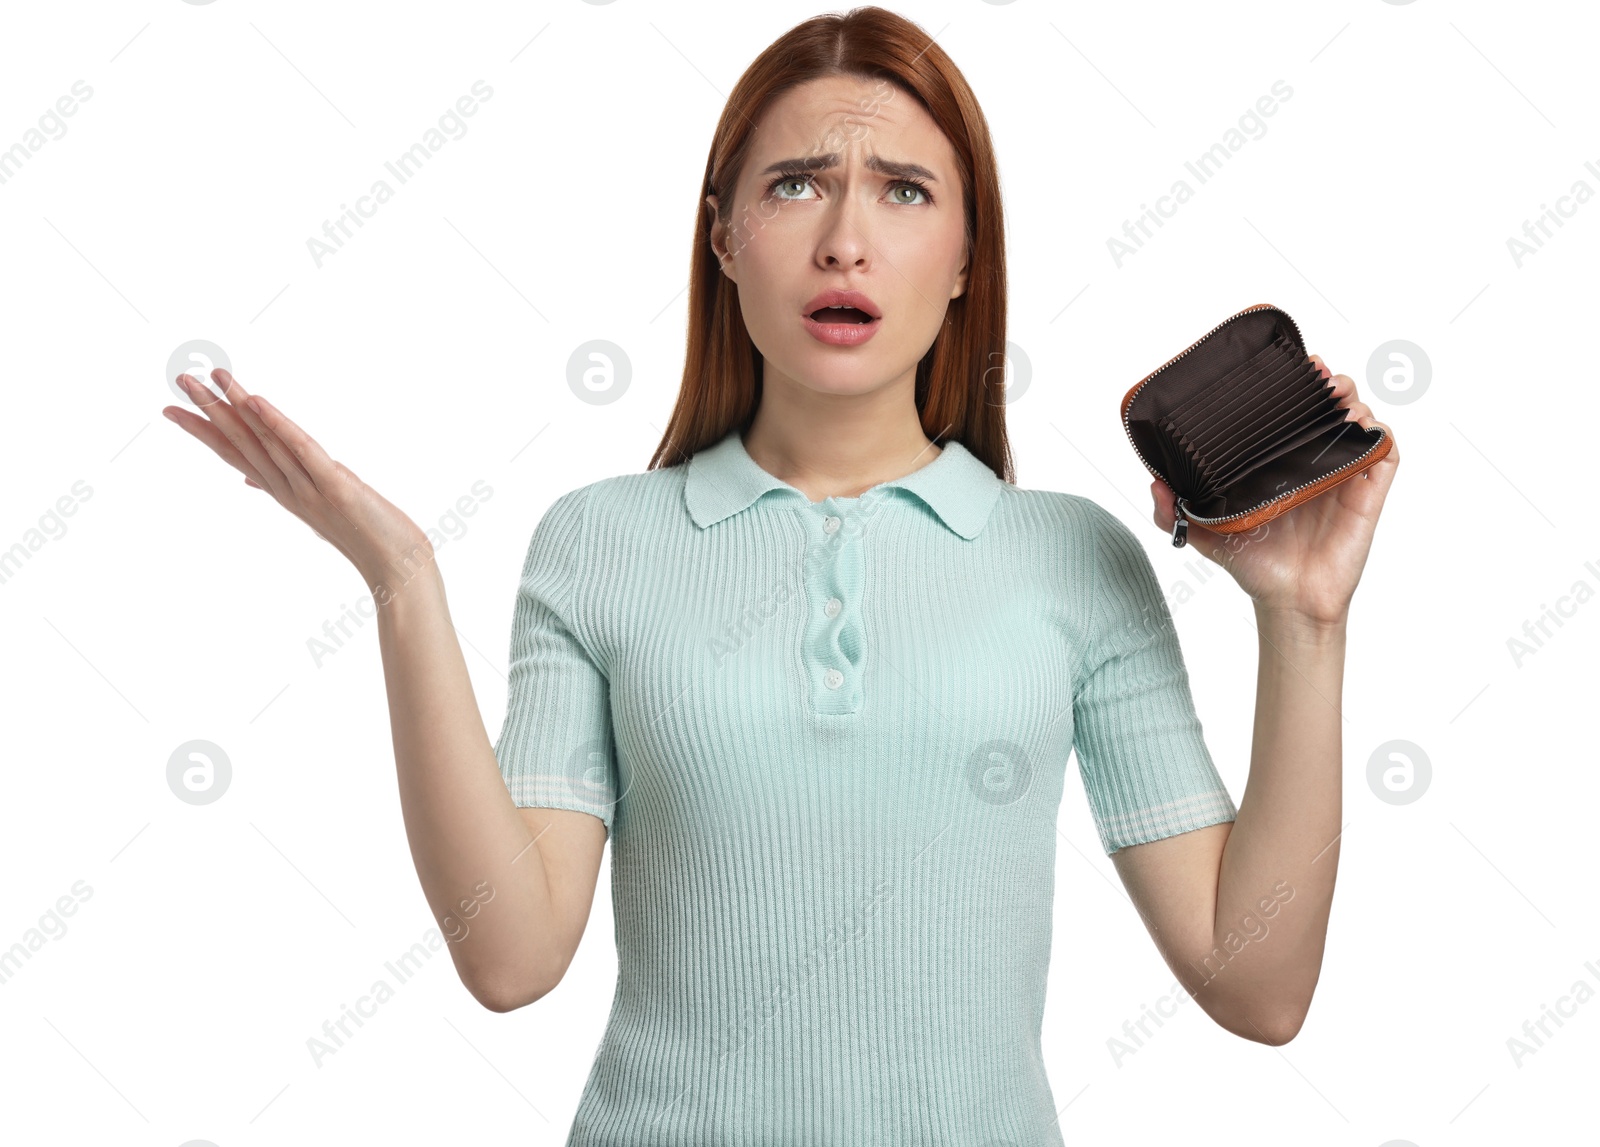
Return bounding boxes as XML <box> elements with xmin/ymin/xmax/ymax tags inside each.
<box><xmin>1248</xmin><ymin>1010</ymin><xmax>1306</xmax><ymax>1046</ymax></box>
<box><xmin>1213</xmin><ymin>1004</ymin><xmax>1306</xmax><ymax>1046</ymax></box>
<box><xmin>470</xmin><ymin>939</ymin><xmax>580</xmax><ymax>1013</ymax></box>
<box><xmin>464</xmin><ymin>940</ymin><xmax>575</xmax><ymax>1014</ymax></box>
<box><xmin>470</xmin><ymin>971</ymin><xmax>558</xmax><ymax>1014</ymax></box>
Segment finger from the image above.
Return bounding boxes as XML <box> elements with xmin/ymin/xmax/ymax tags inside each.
<box><xmin>1340</xmin><ymin>399</ymin><xmax>1374</xmax><ymax>426</ymax></box>
<box><xmin>213</xmin><ymin>375</ymin><xmax>360</xmax><ymax>541</ymax></box>
<box><xmin>1339</xmin><ymin>414</ymin><xmax>1399</xmax><ymax>501</ymax></box>
<box><xmin>1325</xmin><ymin>373</ymin><xmax>1358</xmax><ymax>405</ymax></box>
<box><xmin>164</xmin><ymin>398</ymin><xmax>268</xmax><ymax>486</ymax></box>
<box><xmin>1341</xmin><ymin>405</ymin><xmax>1400</xmax><ymax>470</ymax></box>
<box><xmin>179</xmin><ymin>372</ymin><xmax>288</xmax><ymax>497</ymax></box>
<box><xmin>212</xmin><ymin>374</ymin><xmax>320</xmax><ymax>503</ymax></box>
<box><xmin>1354</xmin><ymin>420</ymin><xmax>1401</xmax><ymax>495</ymax></box>
<box><xmin>1149</xmin><ymin>477</ymin><xmax>1187</xmax><ymax>530</ymax></box>
<box><xmin>210</xmin><ymin>368</ymin><xmax>313</xmax><ymax>493</ymax></box>
<box><xmin>245</xmin><ymin>393</ymin><xmax>347</xmax><ymax>493</ymax></box>
<box><xmin>245</xmin><ymin>393</ymin><xmax>368</xmax><ymax>540</ymax></box>
<box><xmin>1368</xmin><ymin>418</ymin><xmax>1399</xmax><ymax>469</ymax></box>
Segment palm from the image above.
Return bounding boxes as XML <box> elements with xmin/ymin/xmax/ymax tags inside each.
<box><xmin>164</xmin><ymin>368</ymin><xmax>433</xmax><ymax>592</ymax></box>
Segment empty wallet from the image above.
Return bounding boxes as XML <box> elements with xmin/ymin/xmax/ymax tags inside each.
<box><xmin>1120</xmin><ymin>302</ymin><xmax>1393</xmax><ymax>548</ymax></box>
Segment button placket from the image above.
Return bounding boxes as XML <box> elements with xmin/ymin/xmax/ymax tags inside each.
<box><xmin>800</xmin><ymin>497</ymin><xmax>865</xmax><ymax>714</ymax></box>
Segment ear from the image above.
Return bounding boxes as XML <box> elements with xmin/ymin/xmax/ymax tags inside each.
<box><xmin>706</xmin><ymin>194</ymin><xmax>737</xmax><ymax>282</ymax></box>
<box><xmin>950</xmin><ymin>246</ymin><xmax>968</xmax><ymax>300</ymax></box>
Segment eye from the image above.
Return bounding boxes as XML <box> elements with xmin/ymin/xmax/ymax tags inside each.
<box><xmin>888</xmin><ymin>178</ymin><xmax>933</xmax><ymax>206</ymax></box>
<box><xmin>766</xmin><ymin>172</ymin><xmax>819</xmax><ymax>201</ymax></box>
<box><xmin>763</xmin><ymin>171</ymin><xmax>936</xmax><ymax>207</ymax></box>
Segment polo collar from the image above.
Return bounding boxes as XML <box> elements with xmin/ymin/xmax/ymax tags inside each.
<box><xmin>685</xmin><ymin>429</ymin><xmax>1003</xmax><ymax>540</ymax></box>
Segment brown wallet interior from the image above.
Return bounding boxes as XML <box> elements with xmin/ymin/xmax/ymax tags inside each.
<box><xmin>1124</xmin><ymin>309</ymin><xmax>1380</xmax><ymax>520</ymax></box>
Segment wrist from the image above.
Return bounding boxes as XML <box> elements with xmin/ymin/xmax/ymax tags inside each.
<box><xmin>367</xmin><ymin>556</ymin><xmax>446</xmax><ymax>613</ymax></box>
<box><xmin>1253</xmin><ymin>601</ymin><xmax>1348</xmax><ymax>645</ymax></box>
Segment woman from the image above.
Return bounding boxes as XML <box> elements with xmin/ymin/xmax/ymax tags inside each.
<box><xmin>163</xmin><ymin>7</ymin><xmax>1398</xmax><ymax>1144</ymax></box>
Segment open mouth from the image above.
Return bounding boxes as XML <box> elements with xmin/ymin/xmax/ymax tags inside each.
<box><xmin>807</xmin><ymin>305</ymin><xmax>877</xmax><ymax>324</ymax></box>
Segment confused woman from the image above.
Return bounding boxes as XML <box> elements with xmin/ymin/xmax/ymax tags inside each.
<box><xmin>164</xmin><ymin>8</ymin><xmax>1398</xmax><ymax>1144</ymax></box>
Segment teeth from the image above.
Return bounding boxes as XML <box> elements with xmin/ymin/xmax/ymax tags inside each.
<box><xmin>814</xmin><ymin>304</ymin><xmax>874</xmax><ymax>322</ymax></box>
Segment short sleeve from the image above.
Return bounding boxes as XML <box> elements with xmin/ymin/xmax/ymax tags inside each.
<box><xmin>1072</xmin><ymin>502</ymin><xmax>1236</xmax><ymax>854</ymax></box>
<box><xmin>491</xmin><ymin>484</ymin><xmax>620</xmax><ymax>835</ymax></box>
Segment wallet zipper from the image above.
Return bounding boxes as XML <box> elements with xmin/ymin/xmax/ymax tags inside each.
<box><xmin>1120</xmin><ymin>302</ymin><xmax>1382</xmax><ymax>547</ymax></box>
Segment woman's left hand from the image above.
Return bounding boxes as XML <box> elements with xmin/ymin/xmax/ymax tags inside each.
<box><xmin>1149</xmin><ymin>353</ymin><xmax>1401</xmax><ymax>627</ymax></box>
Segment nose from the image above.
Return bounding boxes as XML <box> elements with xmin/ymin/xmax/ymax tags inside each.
<box><xmin>814</xmin><ymin>188</ymin><xmax>872</xmax><ymax>272</ymax></box>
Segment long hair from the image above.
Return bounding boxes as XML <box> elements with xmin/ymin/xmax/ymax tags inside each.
<box><xmin>646</xmin><ymin>6</ymin><xmax>1014</xmax><ymax>484</ymax></box>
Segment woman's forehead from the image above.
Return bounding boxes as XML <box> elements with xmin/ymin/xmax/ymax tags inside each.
<box><xmin>764</xmin><ymin>75</ymin><xmax>921</xmax><ymax>133</ymax></box>
<box><xmin>753</xmin><ymin>81</ymin><xmax>945</xmax><ymax>164</ymax></box>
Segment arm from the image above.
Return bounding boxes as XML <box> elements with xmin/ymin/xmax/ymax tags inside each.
<box><xmin>1109</xmin><ymin>353</ymin><xmax>1399</xmax><ymax>1045</ymax></box>
<box><xmin>1110</xmin><ymin>609</ymin><xmax>1344</xmax><ymax>1045</ymax></box>
<box><xmin>161</xmin><ymin>369</ymin><xmax>603</xmax><ymax>1013</ymax></box>
<box><xmin>377</xmin><ymin>570</ymin><xmax>607</xmax><ymax>1012</ymax></box>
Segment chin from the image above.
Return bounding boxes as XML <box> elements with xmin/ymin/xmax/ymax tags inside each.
<box><xmin>782</xmin><ymin>352</ymin><xmax>895</xmax><ymax>394</ymax></box>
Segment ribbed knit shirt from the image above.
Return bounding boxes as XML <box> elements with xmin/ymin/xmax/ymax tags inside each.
<box><xmin>492</xmin><ymin>428</ymin><xmax>1237</xmax><ymax>1146</ymax></box>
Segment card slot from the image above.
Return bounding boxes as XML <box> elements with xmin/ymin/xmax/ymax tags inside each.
<box><xmin>1178</xmin><ymin>346</ymin><xmax>1306</xmax><ymax>456</ymax></box>
<box><xmin>1148</xmin><ymin>421</ymin><xmax>1184</xmax><ymax>490</ymax></box>
<box><xmin>1170</xmin><ymin>416</ymin><xmax>1230</xmax><ymax>503</ymax></box>
<box><xmin>1160</xmin><ymin>331</ymin><xmax>1297</xmax><ymax>432</ymax></box>
<box><xmin>1203</xmin><ymin>393</ymin><xmax>1337</xmax><ymax>492</ymax></box>
<box><xmin>1234</xmin><ymin>388</ymin><xmax>1349</xmax><ymax>471</ymax></box>
<box><xmin>1155</xmin><ymin>370</ymin><xmax>1258</xmax><ymax>457</ymax></box>
<box><xmin>1152</xmin><ymin>415</ymin><xmax>1209</xmax><ymax>495</ymax></box>
<box><xmin>1198</xmin><ymin>369</ymin><xmax>1337</xmax><ymax>478</ymax></box>
<box><xmin>1156</xmin><ymin>415</ymin><xmax>1218</xmax><ymax>501</ymax></box>
<box><xmin>1209</xmin><ymin>407</ymin><xmax>1350</xmax><ymax>492</ymax></box>
<box><xmin>1177</xmin><ymin>337</ymin><xmax>1299</xmax><ymax>441</ymax></box>
<box><xmin>1209</xmin><ymin>406</ymin><xmax>1354</xmax><ymax>492</ymax></box>
<box><xmin>1138</xmin><ymin>412</ymin><xmax>1210</xmax><ymax>500</ymax></box>
<box><xmin>1183</xmin><ymin>344</ymin><xmax>1313</xmax><ymax>444</ymax></box>
<box><xmin>1175</xmin><ymin>356</ymin><xmax>1320</xmax><ymax>468</ymax></box>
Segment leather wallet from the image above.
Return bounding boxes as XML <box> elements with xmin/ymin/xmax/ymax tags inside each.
<box><xmin>1120</xmin><ymin>303</ymin><xmax>1392</xmax><ymax>548</ymax></box>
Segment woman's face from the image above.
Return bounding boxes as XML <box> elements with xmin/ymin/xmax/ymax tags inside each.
<box><xmin>706</xmin><ymin>74</ymin><xmax>969</xmax><ymax>400</ymax></box>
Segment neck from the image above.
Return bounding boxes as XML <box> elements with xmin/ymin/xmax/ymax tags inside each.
<box><xmin>742</xmin><ymin>374</ymin><xmax>943</xmax><ymax>503</ymax></box>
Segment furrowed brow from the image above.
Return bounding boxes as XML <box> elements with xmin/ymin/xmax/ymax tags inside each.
<box><xmin>756</xmin><ymin>152</ymin><xmax>939</xmax><ymax>183</ymax></box>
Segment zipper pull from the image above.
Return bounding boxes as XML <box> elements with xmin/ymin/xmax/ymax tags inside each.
<box><xmin>1171</xmin><ymin>499</ymin><xmax>1189</xmax><ymax>548</ymax></box>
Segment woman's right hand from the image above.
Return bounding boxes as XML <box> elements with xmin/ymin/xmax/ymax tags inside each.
<box><xmin>163</xmin><ymin>367</ymin><xmax>435</xmax><ymax>597</ymax></box>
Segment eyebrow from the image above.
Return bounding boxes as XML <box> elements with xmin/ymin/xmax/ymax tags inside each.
<box><xmin>756</xmin><ymin>152</ymin><xmax>939</xmax><ymax>183</ymax></box>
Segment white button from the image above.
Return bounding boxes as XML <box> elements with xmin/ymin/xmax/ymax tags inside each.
<box><xmin>824</xmin><ymin>668</ymin><xmax>843</xmax><ymax>689</ymax></box>
<box><xmin>822</xmin><ymin>515</ymin><xmax>840</xmax><ymax>534</ymax></box>
<box><xmin>825</xmin><ymin>597</ymin><xmax>842</xmax><ymax>618</ymax></box>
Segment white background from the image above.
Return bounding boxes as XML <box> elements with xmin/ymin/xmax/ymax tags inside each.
<box><xmin>1</xmin><ymin>1</ymin><xmax>1594</xmax><ymax>1144</ymax></box>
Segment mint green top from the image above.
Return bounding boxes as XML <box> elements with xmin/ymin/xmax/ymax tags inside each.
<box><xmin>492</xmin><ymin>428</ymin><xmax>1237</xmax><ymax>1145</ymax></box>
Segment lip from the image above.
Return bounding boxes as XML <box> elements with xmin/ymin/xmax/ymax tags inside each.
<box><xmin>801</xmin><ymin>288</ymin><xmax>882</xmax><ymax>346</ymax></box>
<box><xmin>802</xmin><ymin>289</ymin><xmax>883</xmax><ymax>320</ymax></box>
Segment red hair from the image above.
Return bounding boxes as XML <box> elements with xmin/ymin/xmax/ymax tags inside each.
<box><xmin>646</xmin><ymin>6</ymin><xmax>1014</xmax><ymax>485</ymax></box>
